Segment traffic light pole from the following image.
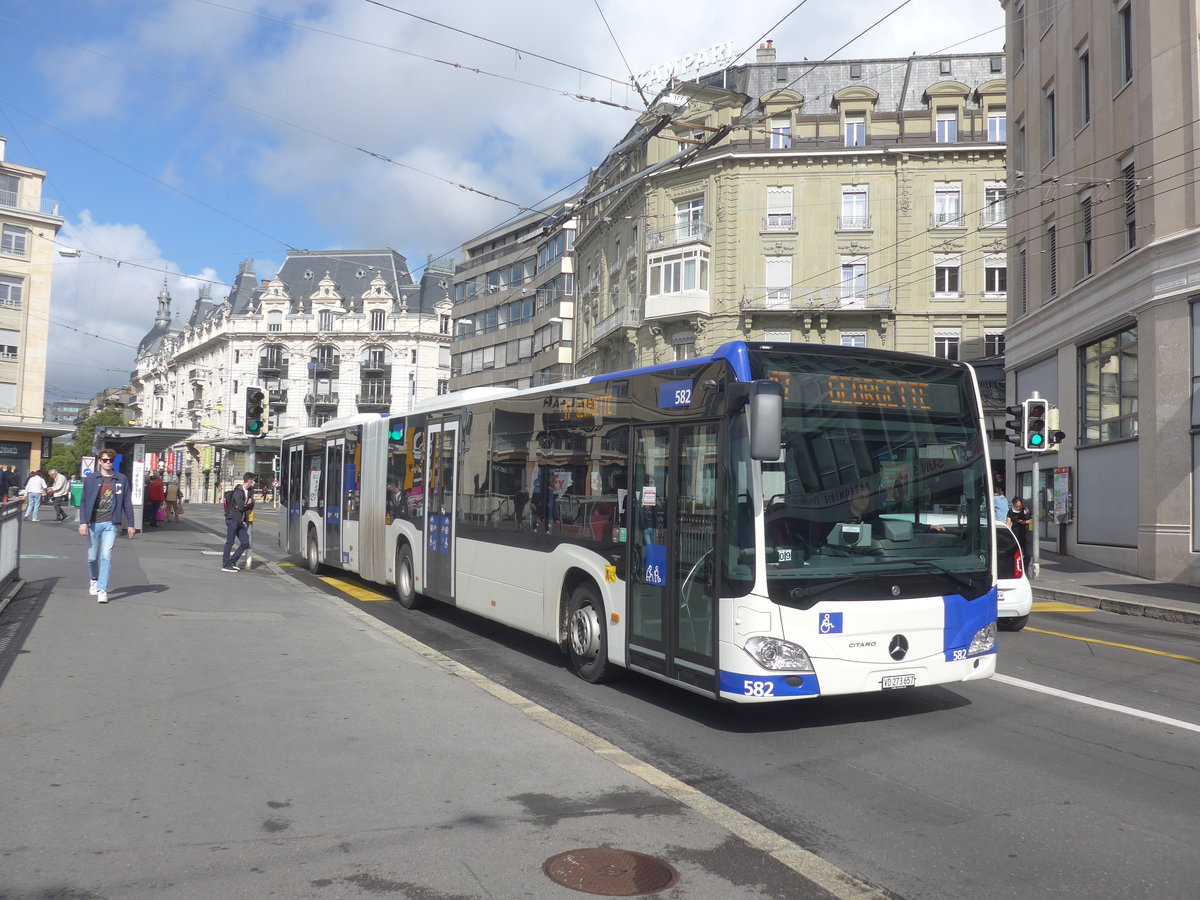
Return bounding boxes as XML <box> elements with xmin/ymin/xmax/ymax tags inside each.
<box><xmin>247</xmin><ymin>435</ymin><xmax>255</xmax><ymax>569</ymax></box>
<box><xmin>1029</xmin><ymin>391</ymin><xmax>1041</xmax><ymax>580</ymax></box>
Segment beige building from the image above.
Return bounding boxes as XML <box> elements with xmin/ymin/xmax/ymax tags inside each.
<box><xmin>570</xmin><ymin>45</ymin><xmax>1009</xmax><ymax>382</ymax></box>
<box><xmin>1001</xmin><ymin>0</ymin><xmax>1200</xmax><ymax>584</ymax></box>
<box><xmin>0</xmin><ymin>136</ymin><xmax>70</xmax><ymax>480</ymax></box>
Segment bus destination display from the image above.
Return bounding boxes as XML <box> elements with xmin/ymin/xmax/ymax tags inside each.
<box><xmin>767</xmin><ymin>370</ymin><xmax>960</xmax><ymax>413</ymax></box>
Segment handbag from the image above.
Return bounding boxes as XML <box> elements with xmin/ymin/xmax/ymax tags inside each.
<box><xmin>155</xmin><ymin>506</ymin><xmax>166</xmax><ymax>523</ymax></box>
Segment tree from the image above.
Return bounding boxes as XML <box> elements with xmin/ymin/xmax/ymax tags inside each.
<box><xmin>46</xmin><ymin>408</ymin><xmax>125</xmax><ymax>477</ymax></box>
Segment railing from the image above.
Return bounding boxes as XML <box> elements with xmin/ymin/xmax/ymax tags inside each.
<box><xmin>0</xmin><ymin>190</ymin><xmax>59</xmax><ymax>216</ymax></box>
<box><xmin>741</xmin><ymin>285</ymin><xmax>893</xmax><ymax>311</ymax></box>
<box><xmin>590</xmin><ymin>306</ymin><xmax>642</xmax><ymax>344</ymax></box>
<box><xmin>979</xmin><ymin>211</ymin><xmax>1007</xmax><ymax>228</ymax></box>
<box><xmin>268</xmin><ymin>389</ymin><xmax>288</xmax><ymax>405</ymax></box>
<box><xmin>930</xmin><ymin>212</ymin><xmax>967</xmax><ymax>228</ymax></box>
<box><xmin>836</xmin><ymin>215</ymin><xmax>872</xmax><ymax>230</ymax></box>
<box><xmin>0</xmin><ymin>500</ymin><xmax>21</xmax><ymax>596</ymax></box>
<box><xmin>304</xmin><ymin>392</ymin><xmax>339</xmax><ymax>406</ymax></box>
<box><xmin>762</xmin><ymin>214</ymin><xmax>797</xmax><ymax>232</ymax></box>
<box><xmin>647</xmin><ymin>220</ymin><xmax>712</xmax><ymax>250</ymax></box>
<box><xmin>356</xmin><ymin>392</ymin><xmax>392</xmax><ymax>406</ymax></box>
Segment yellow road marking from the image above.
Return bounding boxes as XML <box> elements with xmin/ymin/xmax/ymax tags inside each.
<box><xmin>318</xmin><ymin>576</ymin><xmax>392</xmax><ymax>602</ymax></box>
<box><xmin>1032</xmin><ymin>601</ymin><xmax>1097</xmax><ymax>613</ymax></box>
<box><xmin>1026</xmin><ymin>627</ymin><xmax>1200</xmax><ymax>664</ymax></box>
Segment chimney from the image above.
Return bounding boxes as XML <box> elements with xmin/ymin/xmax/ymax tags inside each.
<box><xmin>757</xmin><ymin>40</ymin><xmax>776</xmax><ymax>64</ymax></box>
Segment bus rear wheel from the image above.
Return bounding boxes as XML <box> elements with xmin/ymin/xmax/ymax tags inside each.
<box><xmin>395</xmin><ymin>542</ymin><xmax>424</xmax><ymax>609</ymax></box>
<box><xmin>306</xmin><ymin>530</ymin><xmax>322</xmax><ymax>574</ymax></box>
<box><xmin>568</xmin><ymin>583</ymin><xmax>613</xmax><ymax>684</ymax></box>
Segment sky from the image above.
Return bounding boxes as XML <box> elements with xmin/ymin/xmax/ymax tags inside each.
<box><xmin>0</xmin><ymin>0</ymin><xmax>1005</xmax><ymax>404</ymax></box>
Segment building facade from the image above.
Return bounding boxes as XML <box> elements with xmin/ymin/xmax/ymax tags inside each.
<box><xmin>0</xmin><ymin>136</ymin><xmax>71</xmax><ymax>479</ymax></box>
<box><xmin>1002</xmin><ymin>0</ymin><xmax>1200</xmax><ymax>583</ymax></box>
<box><xmin>569</xmin><ymin>45</ymin><xmax>1009</xmax><ymax>380</ymax></box>
<box><xmin>132</xmin><ymin>250</ymin><xmax>452</xmax><ymax>500</ymax></box>
<box><xmin>450</xmin><ymin>199</ymin><xmax>578</xmax><ymax>390</ymax></box>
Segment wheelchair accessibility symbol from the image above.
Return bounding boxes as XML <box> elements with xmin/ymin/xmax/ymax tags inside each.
<box><xmin>819</xmin><ymin>612</ymin><xmax>844</xmax><ymax>634</ymax></box>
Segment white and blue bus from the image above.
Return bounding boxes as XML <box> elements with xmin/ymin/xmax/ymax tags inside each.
<box><xmin>280</xmin><ymin>341</ymin><xmax>998</xmax><ymax>703</ymax></box>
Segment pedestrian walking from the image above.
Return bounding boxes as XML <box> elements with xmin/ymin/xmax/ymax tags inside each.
<box><xmin>221</xmin><ymin>472</ymin><xmax>257</xmax><ymax>573</ymax></box>
<box><xmin>23</xmin><ymin>469</ymin><xmax>47</xmax><ymax>521</ymax></box>
<box><xmin>164</xmin><ymin>479</ymin><xmax>182</xmax><ymax>522</ymax></box>
<box><xmin>46</xmin><ymin>468</ymin><xmax>71</xmax><ymax>522</ymax></box>
<box><xmin>1009</xmin><ymin>497</ymin><xmax>1033</xmax><ymax>564</ymax></box>
<box><xmin>78</xmin><ymin>451</ymin><xmax>136</xmax><ymax>604</ymax></box>
<box><xmin>145</xmin><ymin>474</ymin><xmax>166</xmax><ymax>527</ymax></box>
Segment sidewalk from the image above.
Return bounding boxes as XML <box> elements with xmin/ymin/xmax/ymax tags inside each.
<box><xmin>0</xmin><ymin>508</ymin><xmax>864</xmax><ymax>900</ymax></box>
<box><xmin>1032</xmin><ymin>549</ymin><xmax>1200</xmax><ymax>625</ymax></box>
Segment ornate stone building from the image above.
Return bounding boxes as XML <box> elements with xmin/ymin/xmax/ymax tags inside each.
<box><xmin>132</xmin><ymin>249</ymin><xmax>452</xmax><ymax>500</ymax></box>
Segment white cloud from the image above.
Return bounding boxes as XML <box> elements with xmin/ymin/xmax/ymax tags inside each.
<box><xmin>47</xmin><ymin>212</ymin><xmax>226</xmax><ymax>400</ymax></box>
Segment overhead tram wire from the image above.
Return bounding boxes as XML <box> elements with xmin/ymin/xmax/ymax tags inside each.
<box><xmin>353</xmin><ymin>0</ymin><xmax>629</xmax><ymax>88</ymax></box>
<box><xmin>0</xmin><ymin>13</ymin><xmax>641</xmax><ymax>224</ymax></box>
<box><xmin>592</xmin><ymin>0</ymin><xmax>649</xmax><ymax>108</ymax></box>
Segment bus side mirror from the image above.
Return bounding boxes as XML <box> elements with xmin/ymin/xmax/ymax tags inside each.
<box><xmin>749</xmin><ymin>380</ymin><xmax>783</xmax><ymax>461</ymax></box>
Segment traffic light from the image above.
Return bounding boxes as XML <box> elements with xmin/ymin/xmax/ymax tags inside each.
<box><xmin>1004</xmin><ymin>404</ymin><xmax>1025</xmax><ymax>446</ymax></box>
<box><xmin>244</xmin><ymin>386</ymin><xmax>266</xmax><ymax>436</ymax></box>
<box><xmin>1023</xmin><ymin>399</ymin><xmax>1048</xmax><ymax>451</ymax></box>
<box><xmin>1047</xmin><ymin>407</ymin><xmax>1066</xmax><ymax>446</ymax></box>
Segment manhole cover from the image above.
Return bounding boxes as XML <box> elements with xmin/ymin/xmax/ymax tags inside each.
<box><xmin>543</xmin><ymin>848</ymin><xmax>679</xmax><ymax>896</ymax></box>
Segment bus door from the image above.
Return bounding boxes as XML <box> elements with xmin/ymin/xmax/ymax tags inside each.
<box><xmin>325</xmin><ymin>437</ymin><xmax>345</xmax><ymax>566</ymax></box>
<box><xmin>286</xmin><ymin>442</ymin><xmax>304</xmax><ymax>555</ymax></box>
<box><xmin>423</xmin><ymin>420</ymin><xmax>458</xmax><ymax>601</ymax></box>
<box><xmin>627</xmin><ymin>423</ymin><xmax>721</xmax><ymax>693</ymax></box>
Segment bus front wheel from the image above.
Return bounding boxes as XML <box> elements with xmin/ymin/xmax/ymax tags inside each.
<box><xmin>395</xmin><ymin>542</ymin><xmax>424</xmax><ymax>609</ymax></box>
<box><xmin>568</xmin><ymin>583</ymin><xmax>613</xmax><ymax>684</ymax></box>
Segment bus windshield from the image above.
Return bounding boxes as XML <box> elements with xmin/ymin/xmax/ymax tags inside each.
<box><xmin>750</xmin><ymin>349</ymin><xmax>990</xmax><ymax>605</ymax></box>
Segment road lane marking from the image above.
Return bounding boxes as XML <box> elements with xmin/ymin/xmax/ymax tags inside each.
<box><xmin>319</xmin><ymin>576</ymin><xmax>392</xmax><ymax>602</ymax></box>
<box><xmin>1026</xmin><ymin>627</ymin><xmax>1200</xmax><ymax>664</ymax></box>
<box><xmin>1032</xmin><ymin>601</ymin><xmax>1097</xmax><ymax>613</ymax></box>
<box><xmin>282</xmin><ymin>564</ymin><xmax>886</xmax><ymax>900</ymax></box>
<box><xmin>992</xmin><ymin>673</ymin><xmax>1200</xmax><ymax>733</ymax></box>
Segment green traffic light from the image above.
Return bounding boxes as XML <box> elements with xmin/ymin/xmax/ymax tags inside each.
<box><xmin>248</xmin><ymin>421</ymin><xmax>261</xmax><ymax>433</ymax></box>
<box><xmin>1029</xmin><ymin>433</ymin><xmax>1043</xmax><ymax>446</ymax></box>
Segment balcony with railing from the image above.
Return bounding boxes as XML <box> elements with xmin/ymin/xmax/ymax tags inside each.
<box><xmin>589</xmin><ymin>305</ymin><xmax>642</xmax><ymax>345</ymax></box>
<box><xmin>0</xmin><ymin>189</ymin><xmax>60</xmax><ymax>217</ymax></box>
<box><xmin>836</xmin><ymin>215</ymin><xmax>872</xmax><ymax>230</ymax></box>
<box><xmin>647</xmin><ymin>220</ymin><xmax>712</xmax><ymax>251</ymax></box>
<box><xmin>741</xmin><ymin>285</ymin><xmax>893</xmax><ymax>312</ymax></box>
<box><xmin>762</xmin><ymin>214</ymin><xmax>797</xmax><ymax>232</ymax></box>
<box><xmin>979</xmin><ymin>209</ymin><xmax>1007</xmax><ymax>229</ymax></box>
<box><xmin>360</xmin><ymin>362</ymin><xmax>392</xmax><ymax>378</ymax></box>
<box><xmin>307</xmin><ymin>360</ymin><xmax>340</xmax><ymax>379</ymax></box>
<box><xmin>268</xmin><ymin>389</ymin><xmax>288</xmax><ymax>406</ymax></box>
<box><xmin>304</xmin><ymin>392</ymin><xmax>339</xmax><ymax>407</ymax></box>
<box><xmin>258</xmin><ymin>361</ymin><xmax>289</xmax><ymax>379</ymax></box>
<box><xmin>356</xmin><ymin>386</ymin><xmax>392</xmax><ymax>408</ymax></box>
<box><xmin>930</xmin><ymin>211</ymin><xmax>967</xmax><ymax>229</ymax></box>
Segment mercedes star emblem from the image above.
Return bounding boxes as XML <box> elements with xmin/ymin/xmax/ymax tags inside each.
<box><xmin>889</xmin><ymin>634</ymin><xmax>909</xmax><ymax>661</ymax></box>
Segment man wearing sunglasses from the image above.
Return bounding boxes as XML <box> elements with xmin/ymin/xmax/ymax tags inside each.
<box><xmin>78</xmin><ymin>452</ymin><xmax>136</xmax><ymax>604</ymax></box>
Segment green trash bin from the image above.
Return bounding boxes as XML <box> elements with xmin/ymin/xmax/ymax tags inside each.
<box><xmin>69</xmin><ymin>479</ymin><xmax>83</xmax><ymax>507</ymax></box>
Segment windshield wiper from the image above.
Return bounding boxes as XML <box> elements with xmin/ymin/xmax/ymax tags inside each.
<box><xmin>787</xmin><ymin>576</ymin><xmax>857</xmax><ymax>602</ymax></box>
<box><xmin>884</xmin><ymin>560</ymin><xmax>980</xmax><ymax>594</ymax></box>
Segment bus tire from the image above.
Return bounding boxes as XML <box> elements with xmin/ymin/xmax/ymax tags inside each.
<box><xmin>568</xmin><ymin>582</ymin><xmax>613</xmax><ymax>684</ymax></box>
<box><xmin>306</xmin><ymin>529</ymin><xmax>322</xmax><ymax>574</ymax></box>
<box><xmin>395</xmin><ymin>542</ymin><xmax>424</xmax><ymax>609</ymax></box>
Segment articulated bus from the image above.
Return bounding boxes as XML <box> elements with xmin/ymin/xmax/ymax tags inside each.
<box><xmin>280</xmin><ymin>341</ymin><xmax>998</xmax><ymax>703</ymax></box>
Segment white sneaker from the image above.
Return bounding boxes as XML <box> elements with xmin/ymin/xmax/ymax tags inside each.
<box><xmin>89</xmin><ymin>580</ymin><xmax>98</xmax><ymax>595</ymax></box>
<box><xmin>97</xmin><ymin>591</ymin><xmax>108</xmax><ymax>604</ymax></box>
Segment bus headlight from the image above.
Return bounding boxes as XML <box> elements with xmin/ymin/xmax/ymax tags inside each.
<box><xmin>968</xmin><ymin>622</ymin><xmax>997</xmax><ymax>656</ymax></box>
<box><xmin>744</xmin><ymin>636</ymin><xmax>815</xmax><ymax>672</ymax></box>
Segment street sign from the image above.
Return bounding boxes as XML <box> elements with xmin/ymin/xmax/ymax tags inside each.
<box><xmin>81</xmin><ymin>456</ymin><xmax>95</xmax><ymax>478</ymax></box>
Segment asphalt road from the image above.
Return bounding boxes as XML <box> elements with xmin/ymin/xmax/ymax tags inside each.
<box><xmin>263</xmin><ymin>513</ymin><xmax>1200</xmax><ymax>900</ymax></box>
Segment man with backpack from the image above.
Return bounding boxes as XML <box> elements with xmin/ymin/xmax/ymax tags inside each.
<box><xmin>221</xmin><ymin>472</ymin><xmax>257</xmax><ymax>573</ymax></box>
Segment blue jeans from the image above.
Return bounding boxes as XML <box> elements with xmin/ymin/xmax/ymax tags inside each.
<box><xmin>26</xmin><ymin>492</ymin><xmax>41</xmax><ymax>520</ymax></box>
<box><xmin>86</xmin><ymin>522</ymin><xmax>118</xmax><ymax>591</ymax></box>
<box><xmin>223</xmin><ymin>518</ymin><xmax>249</xmax><ymax>567</ymax></box>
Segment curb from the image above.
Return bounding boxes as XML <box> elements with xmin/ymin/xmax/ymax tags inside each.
<box><xmin>1032</xmin><ymin>586</ymin><xmax>1200</xmax><ymax>626</ymax></box>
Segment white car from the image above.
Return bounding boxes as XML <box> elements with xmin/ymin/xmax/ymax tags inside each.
<box><xmin>995</xmin><ymin>523</ymin><xmax>1032</xmax><ymax>631</ymax></box>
